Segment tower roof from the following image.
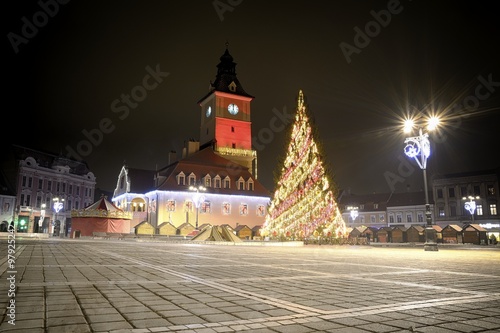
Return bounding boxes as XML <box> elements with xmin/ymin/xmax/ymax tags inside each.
<box><xmin>197</xmin><ymin>45</ymin><xmax>254</xmax><ymax>103</ymax></box>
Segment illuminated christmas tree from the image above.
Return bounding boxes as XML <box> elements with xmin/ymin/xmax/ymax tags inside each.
<box><xmin>261</xmin><ymin>90</ymin><xmax>346</xmax><ymax>241</ymax></box>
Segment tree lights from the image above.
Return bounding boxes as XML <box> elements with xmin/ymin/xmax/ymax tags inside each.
<box><xmin>261</xmin><ymin>90</ymin><xmax>346</xmax><ymax>241</ymax></box>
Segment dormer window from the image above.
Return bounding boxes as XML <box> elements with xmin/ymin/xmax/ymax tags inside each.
<box><xmin>204</xmin><ymin>175</ymin><xmax>211</xmax><ymax>187</ymax></box>
<box><xmin>229</xmin><ymin>81</ymin><xmax>237</xmax><ymax>92</ymax></box>
<box><xmin>237</xmin><ymin>177</ymin><xmax>245</xmax><ymax>190</ymax></box>
<box><xmin>177</xmin><ymin>172</ymin><xmax>186</xmax><ymax>186</ymax></box>
<box><xmin>214</xmin><ymin>175</ymin><xmax>221</xmax><ymax>188</ymax></box>
<box><xmin>247</xmin><ymin>178</ymin><xmax>254</xmax><ymax>191</ymax></box>
<box><xmin>188</xmin><ymin>173</ymin><xmax>196</xmax><ymax>186</ymax></box>
<box><xmin>224</xmin><ymin>176</ymin><xmax>230</xmax><ymax>189</ymax></box>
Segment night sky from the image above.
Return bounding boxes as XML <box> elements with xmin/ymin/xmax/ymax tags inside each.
<box><xmin>4</xmin><ymin>0</ymin><xmax>500</xmax><ymax>195</ymax></box>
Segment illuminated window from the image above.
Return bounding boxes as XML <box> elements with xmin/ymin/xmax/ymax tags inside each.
<box><xmin>374</xmin><ymin>203</ymin><xmax>378</xmax><ymax>209</ymax></box>
<box><xmin>476</xmin><ymin>205</ymin><xmax>483</xmax><ymax>215</ymax></box>
<box><xmin>167</xmin><ymin>200</ymin><xmax>175</xmax><ymax>212</ymax></box>
<box><xmin>201</xmin><ymin>201</ymin><xmax>211</xmax><ymax>214</ymax></box>
<box><xmin>257</xmin><ymin>205</ymin><xmax>266</xmax><ymax>217</ymax></box>
<box><xmin>379</xmin><ymin>214</ymin><xmax>385</xmax><ymax>222</ymax></box>
<box><xmin>204</xmin><ymin>175</ymin><xmax>211</xmax><ymax>187</ymax></box>
<box><xmin>239</xmin><ymin>204</ymin><xmax>248</xmax><ymax>215</ymax></box>
<box><xmin>222</xmin><ymin>202</ymin><xmax>231</xmax><ymax>215</ymax></box>
<box><xmin>439</xmin><ymin>208</ymin><xmax>445</xmax><ymax>217</ymax></box>
<box><xmin>490</xmin><ymin>204</ymin><xmax>497</xmax><ymax>215</ymax></box>
<box><xmin>487</xmin><ymin>185</ymin><xmax>495</xmax><ymax>196</ymax></box>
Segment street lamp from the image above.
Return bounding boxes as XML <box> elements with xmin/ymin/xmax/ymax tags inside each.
<box><xmin>463</xmin><ymin>195</ymin><xmax>480</xmax><ymax>224</ymax></box>
<box><xmin>189</xmin><ymin>184</ymin><xmax>206</xmax><ymax>230</ymax></box>
<box><xmin>347</xmin><ymin>206</ymin><xmax>359</xmax><ymax>226</ymax></box>
<box><xmin>39</xmin><ymin>203</ymin><xmax>46</xmax><ymax>233</ymax></box>
<box><xmin>403</xmin><ymin>115</ymin><xmax>440</xmax><ymax>251</ymax></box>
<box><xmin>53</xmin><ymin>197</ymin><xmax>64</xmax><ymax>236</ymax></box>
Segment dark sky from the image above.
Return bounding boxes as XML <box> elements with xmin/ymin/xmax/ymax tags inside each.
<box><xmin>4</xmin><ymin>0</ymin><xmax>500</xmax><ymax>195</ymax></box>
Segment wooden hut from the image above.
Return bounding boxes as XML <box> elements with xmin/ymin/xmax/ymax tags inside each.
<box><xmin>234</xmin><ymin>225</ymin><xmax>253</xmax><ymax>240</ymax></box>
<box><xmin>177</xmin><ymin>222</ymin><xmax>195</xmax><ymax>236</ymax></box>
<box><xmin>462</xmin><ymin>224</ymin><xmax>488</xmax><ymax>245</ymax></box>
<box><xmin>377</xmin><ymin>227</ymin><xmax>392</xmax><ymax>243</ymax></box>
<box><xmin>406</xmin><ymin>225</ymin><xmax>425</xmax><ymax>243</ymax></box>
<box><xmin>349</xmin><ymin>226</ymin><xmax>366</xmax><ymax>239</ymax></box>
<box><xmin>251</xmin><ymin>225</ymin><xmax>262</xmax><ymax>240</ymax></box>
<box><xmin>362</xmin><ymin>227</ymin><xmax>378</xmax><ymax>242</ymax></box>
<box><xmin>135</xmin><ymin>221</ymin><xmax>155</xmax><ymax>236</ymax></box>
<box><xmin>391</xmin><ymin>226</ymin><xmax>407</xmax><ymax>243</ymax></box>
<box><xmin>157</xmin><ymin>222</ymin><xmax>177</xmax><ymax>236</ymax></box>
<box><xmin>431</xmin><ymin>225</ymin><xmax>443</xmax><ymax>243</ymax></box>
<box><xmin>441</xmin><ymin>224</ymin><xmax>462</xmax><ymax>244</ymax></box>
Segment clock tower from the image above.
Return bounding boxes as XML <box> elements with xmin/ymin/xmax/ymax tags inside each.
<box><xmin>197</xmin><ymin>46</ymin><xmax>258</xmax><ymax>177</ymax></box>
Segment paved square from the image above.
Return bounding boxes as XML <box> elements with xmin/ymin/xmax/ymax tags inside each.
<box><xmin>1</xmin><ymin>238</ymin><xmax>499</xmax><ymax>333</ymax></box>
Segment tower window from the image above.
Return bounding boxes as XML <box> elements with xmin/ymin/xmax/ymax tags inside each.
<box><xmin>232</xmin><ymin>143</ymin><xmax>236</xmax><ymax>148</ymax></box>
<box><xmin>231</xmin><ymin>126</ymin><xmax>234</xmax><ymax>132</ymax></box>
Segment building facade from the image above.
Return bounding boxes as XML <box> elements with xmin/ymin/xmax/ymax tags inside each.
<box><xmin>8</xmin><ymin>145</ymin><xmax>96</xmax><ymax>236</ymax></box>
<box><xmin>112</xmin><ymin>47</ymin><xmax>271</xmax><ymax>233</ymax></box>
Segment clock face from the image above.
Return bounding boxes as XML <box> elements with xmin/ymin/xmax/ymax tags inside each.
<box><xmin>228</xmin><ymin>103</ymin><xmax>239</xmax><ymax>115</ymax></box>
<box><xmin>206</xmin><ymin>106</ymin><xmax>211</xmax><ymax>117</ymax></box>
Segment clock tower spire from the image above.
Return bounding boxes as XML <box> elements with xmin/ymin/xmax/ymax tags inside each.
<box><xmin>197</xmin><ymin>46</ymin><xmax>257</xmax><ymax>177</ymax></box>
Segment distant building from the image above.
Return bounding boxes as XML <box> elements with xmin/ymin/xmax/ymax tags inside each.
<box><xmin>338</xmin><ymin>192</ymin><xmax>389</xmax><ymax>228</ymax></box>
<box><xmin>7</xmin><ymin>145</ymin><xmax>96</xmax><ymax>236</ymax></box>
<box><xmin>386</xmin><ymin>191</ymin><xmax>434</xmax><ymax>228</ymax></box>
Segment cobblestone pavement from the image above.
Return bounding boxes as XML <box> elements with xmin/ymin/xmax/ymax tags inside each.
<box><xmin>1</xmin><ymin>238</ymin><xmax>500</xmax><ymax>333</ymax></box>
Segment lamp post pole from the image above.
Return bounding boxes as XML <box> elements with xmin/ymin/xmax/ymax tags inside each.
<box><xmin>463</xmin><ymin>195</ymin><xmax>480</xmax><ymax>224</ymax></box>
<box><xmin>53</xmin><ymin>197</ymin><xmax>64</xmax><ymax>237</ymax></box>
<box><xmin>403</xmin><ymin>116</ymin><xmax>440</xmax><ymax>251</ymax></box>
<box><xmin>189</xmin><ymin>184</ymin><xmax>206</xmax><ymax>230</ymax></box>
<box><xmin>347</xmin><ymin>206</ymin><xmax>359</xmax><ymax>227</ymax></box>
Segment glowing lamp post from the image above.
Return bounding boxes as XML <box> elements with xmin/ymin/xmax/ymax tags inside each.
<box><xmin>463</xmin><ymin>196</ymin><xmax>480</xmax><ymax>224</ymax></box>
<box><xmin>53</xmin><ymin>197</ymin><xmax>64</xmax><ymax>236</ymax></box>
<box><xmin>403</xmin><ymin>116</ymin><xmax>440</xmax><ymax>251</ymax></box>
<box><xmin>347</xmin><ymin>206</ymin><xmax>359</xmax><ymax>226</ymax></box>
<box><xmin>189</xmin><ymin>185</ymin><xmax>206</xmax><ymax>230</ymax></box>
<box><xmin>39</xmin><ymin>203</ymin><xmax>46</xmax><ymax>233</ymax></box>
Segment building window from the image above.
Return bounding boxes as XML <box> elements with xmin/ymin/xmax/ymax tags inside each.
<box><xmin>379</xmin><ymin>214</ymin><xmax>385</xmax><ymax>223</ymax></box>
<box><xmin>177</xmin><ymin>173</ymin><xmax>185</xmax><ymax>185</ymax></box>
<box><xmin>476</xmin><ymin>205</ymin><xmax>483</xmax><ymax>216</ymax></box>
<box><xmin>396</xmin><ymin>214</ymin><xmax>402</xmax><ymax>223</ymax></box>
<box><xmin>185</xmin><ymin>200</ymin><xmax>193</xmax><ymax>212</ymax></box>
<box><xmin>439</xmin><ymin>208</ymin><xmax>445</xmax><ymax>217</ymax></box>
<box><xmin>28</xmin><ymin>177</ymin><xmax>33</xmax><ymax>188</ymax></box>
<box><xmin>461</xmin><ymin>186</ymin><xmax>467</xmax><ymax>197</ymax></box>
<box><xmin>224</xmin><ymin>177</ymin><xmax>230</xmax><ymax>189</ymax></box>
<box><xmin>201</xmin><ymin>201</ymin><xmax>211</xmax><ymax>214</ymax></box>
<box><xmin>490</xmin><ymin>204</ymin><xmax>498</xmax><ymax>215</ymax></box>
<box><xmin>406</xmin><ymin>213</ymin><xmax>412</xmax><ymax>223</ymax></box>
<box><xmin>389</xmin><ymin>215</ymin><xmax>394</xmax><ymax>223</ymax></box>
<box><xmin>38</xmin><ymin>179</ymin><xmax>43</xmax><ymax>189</ymax></box>
<box><xmin>374</xmin><ymin>203</ymin><xmax>378</xmax><ymax>209</ymax></box>
<box><xmin>437</xmin><ymin>189</ymin><xmax>443</xmax><ymax>199</ymax></box>
<box><xmin>48</xmin><ymin>181</ymin><xmax>52</xmax><ymax>191</ymax></box>
<box><xmin>205</xmin><ymin>176</ymin><xmax>211</xmax><ymax>187</ymax></box>
<box><xmin>167</xmin><ymin>200</ymin><xmax>176</xmax><ymax>212</ymax></box>
<box><xmin>75</xmin><ymin>201</ymin><xmax>79</xmax><ymax>210</ymax></box>
<box><xmin>69</xmin><ymin>185</ymin><xmax>73</xmax><ymax>195</ymax></box>
<box><xmin>257</xmin><ymin>205</ymin><xmax>266</xmax><ymax>217</ymax></box>
<box><xmin>57</xmin><ymin>182</ymin><xmax>60</xmax><ymax>192</ymax></box>
<box><xmin>231</xmin><ymin>126</ymin><xmax>235</xmax><ymax>132</ymax></box>
<box><xmin>370</xmin><ymin>215</ymin><xmax>376</xmax><ymax>223</ymax></box>
<box><xmin>232</xmin><ymin>143</ymin><xmax>236</xmax><ymax>148</ymax></box>
<box><xmin>487</xmin><ymin>185</ymin><xmax>495</xmax><ymax>196</ymax></box>
<box><xmin>239</xmin><ymin>204</ymin><xmax>248</xmax><ymax>215</ymax></box>
<box><xmin>237</xmin><ymin>178</ymin><xmax>245</xmax><ymax>190</ymax></box>
<box><xmin>247</xmin><ymin>180</ymin><xmax>254</xmax><ymax>191</ymax></box>
<box><xmin>222</xmin><ymin>202</ymin><xmax>231</xmax><ymax>215</ymax></box>
<box><xmin>76</xmin><ymin>186</ymin><xmax>79</xmax><ymax>195</ymax></box>
<box><xmin>214</xmin><ymin>177</ymin><xmax>221</xmax><ymax>188</ymax></box>
<box><xmin>448</xmin><ymin>188</ymin><xmax>455</xmax><ymax>198</ymax></box>
<box><xmin>450</xmin><ymin>205</ymin><xmax>456</xmax><ymax>217</ymax></box>
<box><xmin>360</xmin><ymin>216</ymin><xmax>365</xmax><ymax>224</ymax></box>
<box><xmin>188</xmin><ymin>174</ymin><xmax>196</xmax><ymax>186</ymax></box>
<box><xmin>359</xmin><ymin>204</ymin><xmax>364</xmax><ymax>210</ymax></box>
<box><xmin>36</xmin><ymin>196</ymin><xmax>42</xmax><ymax>208</ymax></box>
<box><xmin>473</xmin><ymin>185</ymin><xmax>480</xmax><ymax>196</ymax></box>
<box><xmin>417</xmin><ymin>213</ymin><xmax>424</xmax><ymax>222</ymax></box>
<box><xmin>67</xmin><ymin>200</ymin><xmax>72</xmax><ymax>210</ymax></box>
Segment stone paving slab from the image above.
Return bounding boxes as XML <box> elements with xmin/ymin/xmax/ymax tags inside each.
<box><xmin>0</xmin><ymin>238</ymin><xmax>499</xmax><ymax>332</ymax></box>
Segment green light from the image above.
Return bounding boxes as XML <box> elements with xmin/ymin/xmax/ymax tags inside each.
<box><xmin>20</xmin><ymin>219</ymin><xmax>26</xmax><ymax>226</ymax></box>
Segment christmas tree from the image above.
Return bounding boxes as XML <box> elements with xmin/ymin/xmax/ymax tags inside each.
<box><xmin>261</xmin><ymin>90</ymin><xmax>346</xmax><ymax>241</ymax></box>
